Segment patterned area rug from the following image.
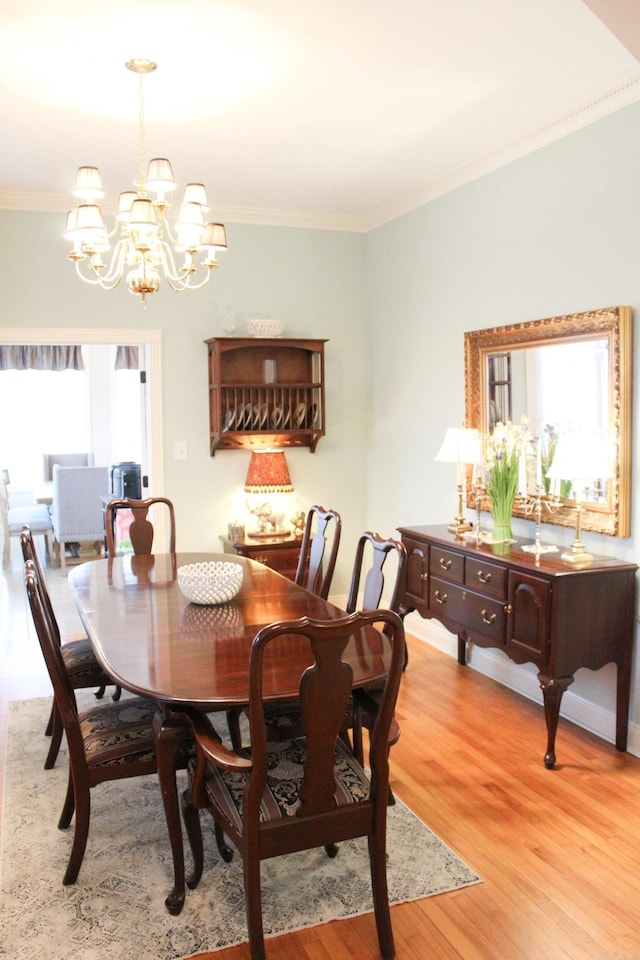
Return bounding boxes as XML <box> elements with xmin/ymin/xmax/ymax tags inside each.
<box><xmin>0</xmin><ymin>694</ymin><xmax>481</xmax><ymax>960</ymax></box>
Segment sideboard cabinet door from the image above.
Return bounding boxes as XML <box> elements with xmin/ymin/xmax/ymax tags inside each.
<box><xmin>506</xmin><ymin>572</ymin><xmax>551</xmax><ymax>664</ymax></box>
<box><xmin>403</xmin><ymin>538</ymin><xmax>429</xmax><ymax>611</ymax></box>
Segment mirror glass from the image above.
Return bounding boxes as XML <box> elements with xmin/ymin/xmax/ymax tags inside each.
<box><xmin>465</xmin><ymin>306</ymin><xmax>632</xmax><ymax>537</ymax></box>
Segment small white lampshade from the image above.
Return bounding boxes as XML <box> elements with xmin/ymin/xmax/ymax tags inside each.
<box><xmin>116</xmin><ymin>191</ymin><xmax>137</xmax><ymax>221</ymax></box>
<box><xmin>145</xmin><ymin>158</ymin><xmax>176</xmax><ymax>196</ymax></box>
<box><xmin>546</xmin><ymin>431</ymin><xmax>613</xmax><ymax>484</ymax></box>
<box><xmin>436</xmin><ymin>427</ymin><xmax>482</xmax><ymax>464</ymax></box>
<box><xmin>182</xmin><ymin>182</ymin><xmax>209</xmax><ymax>210</ymax></box>
<box><xmin>128</xmin><ymin>199</ymin><xmax>159</xmax><ymax>249</ymax></box>
<box><xmin>73</xmin><ymin>204</ymin><xmax>107</xmax><ymax>243</ymax></box>
<box><xmin>64</xmin><ymin>209</ymin><xmax>78</xmax><ymax>240</ymax></box>
<box><xmin>129</xmin><ymin>197</ymin><xmax>157</xmax><ymax>230</ymax></box>
<box><xmin>74</xmin><ymin>166</ymin><xmax>104</xmax><ymax>202</ymax></box>
<box><xmin>176</xmin><ymin>201</ymin><xmax>206</xmax><ymax>247</ymax></box>
<box><xmin>203</xmin><ymin>222</ymin><xmax>227</xmax><ymax>251</ymax></box>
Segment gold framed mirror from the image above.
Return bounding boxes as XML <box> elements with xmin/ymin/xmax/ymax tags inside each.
<box><xmin>464</xmin><ymin>306</ymin><xmax>632</xmax><ymax>537</ymax></box>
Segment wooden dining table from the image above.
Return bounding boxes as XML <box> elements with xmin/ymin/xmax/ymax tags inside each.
<box><xmin>68</xmin><ymin>551</ymin><xmax>391</xmax><ymax>914</ymax></box>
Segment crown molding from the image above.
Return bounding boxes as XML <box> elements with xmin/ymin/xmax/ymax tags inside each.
<box><xmin>0</xmin><ymin>191</ymin><xmax>367</xmax><ymax>233</ymax></box>
<box><xmin>363</xmin><ymin>66</ymin><xmax>640</xmax><ymax>230</ymax></box>
<box><xmin>3</xmin><ymin>68</ymin><xmax>640</xmax><ymax>234</ymax></box>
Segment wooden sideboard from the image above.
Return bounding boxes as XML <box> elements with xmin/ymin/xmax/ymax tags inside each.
<box><xmin>397</xmin><ymin>524</ymin><xmax>637</xmax><ymax>768</ymax></box>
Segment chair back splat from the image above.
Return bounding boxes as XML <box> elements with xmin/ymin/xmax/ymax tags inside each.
<box><xmin>182</xmin><ymin>609</ymin><xmax>405</xmax><ymax>960</ymax></box>
<box><xmin>294</xmin><ymin>504</ymin><xmax>341</xmax><ymax>599</ymax></box>
<box><xmin>346</xmin><ymin>531</ymin><xmax>407</xmax><ymax>615</ymax></box>
<box><xmin>105</xmin><ymin>497</ymin><xmax>176</xmax><ymax>557</ymax></box>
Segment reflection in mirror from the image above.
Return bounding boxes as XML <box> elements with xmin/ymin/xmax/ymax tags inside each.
<box><xmin>465</xmin><ymin>307</ymin><xmax>632</xmax><ymax>538</ymax></box>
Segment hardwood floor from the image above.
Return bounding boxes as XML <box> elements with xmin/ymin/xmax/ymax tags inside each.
<box><xmin>2</xmin><ymin>539</ymin><xmax>640</xmax><ymax>960</ymax></box>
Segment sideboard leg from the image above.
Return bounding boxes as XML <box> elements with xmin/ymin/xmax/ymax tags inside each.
<box><xmin>537</xmin><ymin>674</ymin><xmax>574</xmax><ymax>769</ymax></box>
<box><xmin>615</xmin><ymin>653</ymin><xmax>632</xmax><ymax>752</ymax></box>
<box><xmin>457</xmin><ymin>635</ymin><xmax>467</xmax><ymax>665</ymax></box>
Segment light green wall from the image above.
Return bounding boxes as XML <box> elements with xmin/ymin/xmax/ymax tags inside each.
<box><xmin>364</xmin><ymin>98</ymin><xmax>640</xmax><ymax>753</ymax></box>
<box><xmin>0</xmin><ymin>214</ymin><xmax>367</xmax><ymax>594</ymax></box>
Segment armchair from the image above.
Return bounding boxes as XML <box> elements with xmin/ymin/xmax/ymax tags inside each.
<box><xmin>51</xmin><ymin>465</ymin><xmax>109</xmax><ymax>571</ymax></box>
<box><xmin>43</xmin><ymin>452</ymin><xmax>94</xmax><ymax>482</ymax></box>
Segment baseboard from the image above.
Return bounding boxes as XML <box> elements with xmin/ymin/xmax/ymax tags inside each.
<box><xmin>401</xmin><ymin>611</ymin><xmax>640</xmax><ymax>760</ymax></box>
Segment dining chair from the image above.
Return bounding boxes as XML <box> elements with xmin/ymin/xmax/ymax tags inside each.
<box><xmin>20</xmin><ymin>527</ymin><xmax>115</xmax><ymax>768</ymax></box>
<box><xmin>1</xmin><ymin>474</ymin><xmax>53</xmax><ymax>568</ymax></box>
<box><xmin>24</xmin><ymin>558</ymin><xmax>193</xmax><ymax>886</ymax></box>
<box><xmin>181</xmin><ymin>609</ymin><xmax>405</xmax><ymax>960</ymax></box>
<box><xmin>105</xmin><ymin>496</ymin><xmax>176</xmax><ymax>557</ymax></box>
<box><xmin>294</xmin><ymin>504</ymin><xmax>342</xmax><ymax>599</ymax></box>
<box><xmin>255</xmin><ymin>531</ymin><xmax>407</xmax><ymax>755</ymax></box>
<box><xmin>345</xmin><ymin>533</ymin><xmax>407</xmax><ymax>768</ymax></box>
<box><xmin>226</xmin><ymin>503</ymin><xmax>342</xmax><ymax>750</ymax></box>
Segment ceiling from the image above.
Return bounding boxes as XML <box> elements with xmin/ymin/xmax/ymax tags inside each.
<box><xmin>1</xmin><ymin>0</ymin><xmax>640</xmax><ymax>232</ymax></box>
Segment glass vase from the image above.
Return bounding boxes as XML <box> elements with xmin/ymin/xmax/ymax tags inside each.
<box><xmin>490</xmin><ymin>497</ymin><xmax>515</xmax><ymax>542</ymax></box>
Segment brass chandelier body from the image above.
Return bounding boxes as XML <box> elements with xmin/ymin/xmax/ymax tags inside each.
<box><xmin>65</xmin><ymin>59</ymin><xmax>226</xmax><ymax>307</ymax></box>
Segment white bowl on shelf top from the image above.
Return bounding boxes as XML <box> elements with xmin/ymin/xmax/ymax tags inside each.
<box><xmin>246</xmin><ymin>318</ymin><xmax>284</xmax><ymax>338</ymax></box>
<box><xmin>177</xmin><ymin>561</ymin><xmax>243</xmax><ymax>605</ymax></box>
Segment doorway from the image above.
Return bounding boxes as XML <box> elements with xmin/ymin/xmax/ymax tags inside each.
<box><xmin>0</xmin><ymin>327</ymin><xmax>163</xmax><ymax>495</ymax></box>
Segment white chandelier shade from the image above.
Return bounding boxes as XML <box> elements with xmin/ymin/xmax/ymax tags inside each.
<box><xmin>64</xmin><ymin>59</ymin><xmax>227</xmax><ymax>308</ymax></box>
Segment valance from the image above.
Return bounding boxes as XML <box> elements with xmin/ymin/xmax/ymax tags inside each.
<box><xmin>115</xmin><ymin>345</ymin><xmax>139</xmax><ymax>370</ymax></box>
<box><xmin>0</xmin><ymin>344</ymin><xmax>84</xmax><ymax>371</ymax></box>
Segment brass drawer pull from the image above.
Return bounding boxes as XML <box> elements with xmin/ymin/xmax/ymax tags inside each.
<box><xmin>434</xmin><ymin>589</ymin><xmax>448</xmax><ymax>604</ymax></box>
<box><xmin>481</xmin><ymin>609</ymin><xmax>497</xmax><ymax>625</ymax></box>
<box><xmin>439</xmin><ymin>557</ymin><xmax>452</xmax><ymax>571</ymax></box>
<box><xmin>420</xmin><ymin>572</ymin><xmax>429</xmax><ymax>581</ymax></box>
<box><xmin>477</xmin><ymin>570</ymin><xmax>492</xmax><ymax>584</ymax></box>
<box><xmin>504</xmin><ymin>603</ymin><xmax>512</xmax><ymax>614</ymax></box>
<box><xmin>256</xmin><ymin>555</ymin><xmax>269</xmax><ymax>565</ymax></box>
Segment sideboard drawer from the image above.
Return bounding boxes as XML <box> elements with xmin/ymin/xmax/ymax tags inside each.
<box><xmin>464</xmin><ymin>557</ymin><xmax>507</xmax><ymax>600</ymax></box>
<box><xmin>430</xmin><ymin>576</ymin><xmax>506</xmax><ymax>643</ymax></box>
<box><xmin>430</xmin><ymin>547</ymin><xmax>464</xmax><ymax>584</ymax></box>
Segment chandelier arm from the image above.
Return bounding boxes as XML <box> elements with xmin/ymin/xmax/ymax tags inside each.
<box><xmin>157</xmin><ymin>241</ymin><xmax>188</xmax><ymax>288</ymax></box>
<box><xmin>178</xmin><ymin>267</ymin><xmax>214</xmax><ymax>290</ymax></box>
<box><xmin>161</xmin><ymin>215</ymin><xmax>177</xmax><ymax>245</ymax></box>
<box><xmin>158</xmin><ymin>243</ymin><xmax>213</xmax><ymax>290</ymax></box>
<box><xmin>92</xmin><ymin>239</ymin><xmax>129</xmax><ymax>287</ymax></box>
<box><xmin>74</xmin><ymin>260</ymin><xmax>105</xmax><ymax>285</ymax></box>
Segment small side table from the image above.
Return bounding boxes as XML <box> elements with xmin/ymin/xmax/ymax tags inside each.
<box><xmin>219</xmin><ymin>533</ymin><xmax>304</xmax><ymax>581</ymax></box>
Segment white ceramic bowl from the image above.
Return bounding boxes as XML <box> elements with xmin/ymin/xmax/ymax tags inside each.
<box><xmin>177</xmin><ymin>561</ymin><xmax>243</xmax><ymax>605</ymax></box>
<box><xmin>246</xmin><ymin>318</ymin><xmax>284</xmax><ymax>337</ymax></box>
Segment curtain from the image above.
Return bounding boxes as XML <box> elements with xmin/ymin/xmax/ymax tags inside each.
<box><xmin>0</xmin><ymin>344</ymin><xmax>84</xmax><ymax>371</ymax></box>
<box><xmin>115</xmin><ymin>345</ymin><xmax>139</xmax><ymax>370</ymax></box>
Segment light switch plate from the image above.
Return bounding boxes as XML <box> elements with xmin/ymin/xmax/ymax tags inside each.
<box><xmin>174</xmin><ymin>441</ymin><xmax>188</xmax><ymax>461</ymax></box>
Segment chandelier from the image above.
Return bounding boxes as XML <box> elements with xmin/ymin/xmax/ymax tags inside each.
<box><xmin>64</xmin><ymin>59</ymin><xmax>227</xmax><ymax>308</ymax></box>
